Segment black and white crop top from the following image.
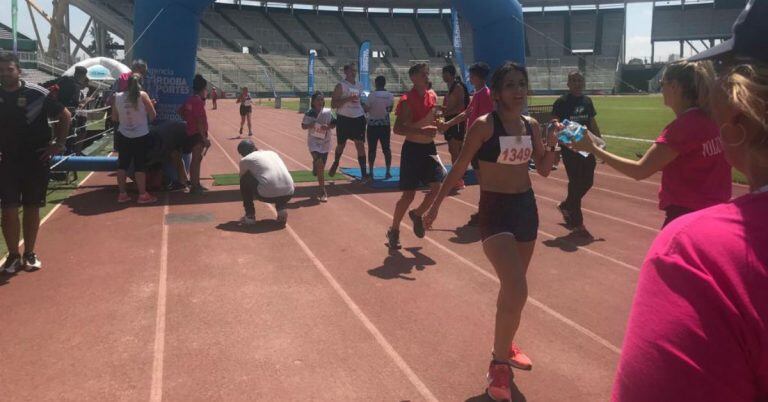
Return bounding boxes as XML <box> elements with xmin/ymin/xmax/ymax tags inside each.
<box><xmin>476</xmin><ymin>111</ymin><xmax>534</xmax><ymax>165</ymax></box>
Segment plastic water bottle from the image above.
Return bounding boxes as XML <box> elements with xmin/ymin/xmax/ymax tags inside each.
<box><xmin>359</xmin><ymin>91</ymin><xmax>369</xmax><ymax>105</ymax></box>
<box><xmin>558</xmin><ymin>119</ymin><xmax>586</xmax><ymax>144</ymax></box>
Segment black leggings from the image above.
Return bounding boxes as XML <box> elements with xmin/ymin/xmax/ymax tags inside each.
<box><xmin>240</xmin><ymin>172</ymin><xmax>292</xmax><ymax>217</ymax></box>
<box><xmin>367</xmin><ymin>125</ymin><xmax>392</xmax><ymax>170</ymax></box>
<box><xmin>560</xmin><ymin>146</ymin><xmax>596</xmax><ymax>227</ymax></box>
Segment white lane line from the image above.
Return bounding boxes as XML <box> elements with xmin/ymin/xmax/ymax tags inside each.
<box><xmin>150</xmin><ymin>195</ymin><xmax>171</xmax><ymax>402</ymax></box>
<box><xmin>210</xmin><ymin>134</ymin><xmax>439</xmax><ymax>401</ymax></box>
<box><xmin>535</xmin><ymin>194</ymin><xmax>660</xmax><ymax>233</ymax></box>
<box><xmin>0</xmin><ymin>171</ymin><xmax>97</xmax><ymax>267</ymax></box>
<box><xmin>238</xmin><ymin>134</ymin><xmax>623</xmax><ymax>355</ymax></box>
<box><xmin>446</xmin><ymin>196</ymin><xmax>640</xmax><ymax>273</ymax></box>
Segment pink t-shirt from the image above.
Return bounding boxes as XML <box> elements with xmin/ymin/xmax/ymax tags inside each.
<box><xmin>613</xmin><ymin>191</ymin><xmax>768</xmax><ymax>402</ymax></box>
<box><xmin>655</xmin><ymin>108</ymin><xmax>732</xmax><ymax>210</ymax></box>
<box><xmin>466</xmin><ymin>86</ymin><xmax>494</xmax><ymax>130</ymax></box>
<box><xmin>178</xmin><ymin>95</ymin><xmax>207</xmax><ymax>136</ymax></box>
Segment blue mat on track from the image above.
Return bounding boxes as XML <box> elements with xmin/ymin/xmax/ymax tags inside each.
<box><xmin>341</xmin><ymin>166</ymin><xmax>478</xmax><ymax>189</ymax></box>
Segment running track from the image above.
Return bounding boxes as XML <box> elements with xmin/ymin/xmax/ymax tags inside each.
<box><xmin>0</xmin><ymin>100</ymin><xmax>748</xmax><ymax>401</ymax></box>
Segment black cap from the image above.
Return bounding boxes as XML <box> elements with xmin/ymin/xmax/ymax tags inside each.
<box><xmin>74</xmin><ymin>66</ymin><xmax>88</xmax><ymax>76</ymax></box>
<box><xmin>688</xmin><ymin>0</ymin><xmax>768</xmax><ymax>63</ymax></box>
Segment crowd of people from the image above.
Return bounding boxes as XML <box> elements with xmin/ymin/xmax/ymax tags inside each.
<box><xmin>0</xmin><ymin>0</ymin><xmax>766</xmax><ymax>400</ymax></box>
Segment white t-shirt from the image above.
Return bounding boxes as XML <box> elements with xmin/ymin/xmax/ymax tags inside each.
<box><xmin>337</xmin><ymin>80</ymin><xmax>365</xmax><ymax>118</ymax></box>
<box><xmin>366</xmin><ymin>90</ymin><xmax>394</xmax><ymax>126</ymax></box>
<box><xmin>114</xmin><ymin>92</ymin><xmax>150</xmax><ymax>138</ymax></box>
<box><xmin>302</xmin><ymin>107</ymin><xmax>336</xmax><ymax>154</ymax></box>
<box><xmin>239</xmin><ymin>150</ymin><xmax>295</xmax><ymax>198</ymax></box>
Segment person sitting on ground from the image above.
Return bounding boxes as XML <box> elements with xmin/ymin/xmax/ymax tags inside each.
<box><xmin>573</xmin><ymin>59</ymin><xmax>732</xmax><ymax>227</ymax></box>
<box><xmin>364</xmin><ymin>75</ymin><xmax>395</xmax><ymax>179</ymax></box>
<box><xmin>112</xmin><ymin>73</ymin><xmax>158</xmax><ymax>204</ymax></box>
<box><xmin>178</xmin><ymin>74</ymin><xmax>211</xmax><ymax>194</ymax></box>
<box><xmin>237</xmin><ymin>140</ymin><xmax>295</xmax><ymax>226</ymax></box>
<box><xmin>301</xmin><ymin>91</ymin><xmax>336</xmax><ymax>202</ymax></box>
<box><xmin>612</xmin><ymin>2</ymin><xmax>768</xmax><ymax>399</ymax></box>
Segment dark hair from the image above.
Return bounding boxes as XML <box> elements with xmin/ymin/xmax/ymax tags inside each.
<box><xmin>469</xmin><ymin>62</ymin><xmax>491</xmax><ymax>80</ymax></box>
<box><xmin>127</xmin><ymin>74</ymin><xmax>142</xmax><ymax>108</ymax></box>
<box><xmin>74</xmin><ymin>66</ymin><xmax>88</xmax><ymax>77</ymax></box>
<box><xmin>192</xmin><ymin>74</ymin><xmax>207</xmax><ymax>94</ymax></box>
<box><xmin>310</xmin><ymin>90</ymin><xmax>324</xmax><ymax>104</ymax></box>
<box><xmin>567</xmin><ymin>70</ymin><xmax>584</xmax><ymax>80</ymax></box>
<box><xmin>131</xmin><ymin>59</ymin><xmax>147</xmax><ymax>72</ymax></box>
<box><xmin>343</xmin><ymin>63</ymin><xmax>356</xmax><ymax>73</ymax></box>
<box><xmin>490</xmin><ymin>62</ymin><xmax>529</xmax><ymax>95</ymax></box>
<box><xmin>375</xmin><ymin>75</ymin><xmax>386</xmax><ymax>89</ymax></box>
<box><xmin>408</xmin><ymin>63</ymin><xmax>429</xmax><ymax>77</ymax></box>
<box><xmin>442</xmin><ymin>65</ymin><xmax>457</xmax><ymax>76</ymax></box>
<box><xmin>0</xmin><ymin>52</ymin><xmax>20</xmax><ymax>70</ymax></box>
<box><xmin>237</xmin><ymin>139</ymin><xmax>257</xmax><ymax>156</ymax></box>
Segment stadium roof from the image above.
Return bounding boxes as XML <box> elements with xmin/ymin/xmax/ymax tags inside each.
<box><xmin>280</xmin><ymin>0</ymin><xmax>649</xmax><ymax>8</ymax></box>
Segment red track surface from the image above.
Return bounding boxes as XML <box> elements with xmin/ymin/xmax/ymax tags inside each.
<box><xmin>0</xmin><ymin>100</ymin><xmax>749</xmax><ymax>401</ymax></box>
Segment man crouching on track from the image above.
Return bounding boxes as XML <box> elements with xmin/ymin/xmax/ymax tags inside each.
<box><xmin>237</xmin><ymin>140</ymin><xmax>295</xmax><ymax>227</ymax></box>
<box><xmin>385</xmin><ymin>63</ymin><xmax>443</xmax><ymax>250</ymax></box>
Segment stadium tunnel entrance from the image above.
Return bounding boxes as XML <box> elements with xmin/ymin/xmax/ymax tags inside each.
<box><xmin>132</xmin><ymin>0</ymin><xmax>525</xmax><ymax>119</ymax></box>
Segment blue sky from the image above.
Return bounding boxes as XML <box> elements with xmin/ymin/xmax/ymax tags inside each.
<box><xmin>0</xmin><ymin>0</ymin><xmax>697</xmax><ymax>63</ymax></box>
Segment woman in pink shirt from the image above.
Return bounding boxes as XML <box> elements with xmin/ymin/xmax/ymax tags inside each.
<box><xmin>612</xmin><ymin>1</ymin><xmax>768</xmax><ymax>399</ymax></box>
<box><xmin>575</xmin><ymin>60</ymin><xmax>732</xmax><ymax>226</ymax></box>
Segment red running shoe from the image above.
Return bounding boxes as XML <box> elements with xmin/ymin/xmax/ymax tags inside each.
<box><xmin>486</xmin><ymin>361</ymin><xmax>512</xmax><ymax>401</ymax></box>
<box><xmin>508</xmin><ymin>342</ymin><xmax>533</xmax><ymax>371</ymax></box>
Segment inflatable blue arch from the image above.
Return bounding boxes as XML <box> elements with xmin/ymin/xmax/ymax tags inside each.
<box><xmin>54</xmin><ymin>0</ymin><xmax>526</xmax><ymax>171</ymax></box>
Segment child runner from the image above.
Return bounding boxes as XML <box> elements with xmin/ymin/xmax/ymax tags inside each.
<box><xmin>236</xmin><ymin>86</ymin><xmax>253</xmax><ymax>137</ymax></box>
<box><xmin>330</xmin><ymin>63</ymin><xmax>369</xmax><ymax>181</ymax></box>
<box><xmin>573</xmin><ymin>60</ymin><xmax>731</xmax><ymax>226</ymax></box>
<box><xmin>552</xmin><ymin>71</ymin><xmax>602</xmax><ymax>237</ymax></box>
<box><xmin>301</xmin><ymin>91</ymin><xmax>336</xmax><ymax>202</ymax></box>
<box><xmin>386</xmin><ymin>63</ymin><xmax>442</xmax><ymax>250</ymax></box>
<box><xmin>439</xmin><ymin>62</ymin><xmax>494</xmax><ymax>225</ymax></box>
<box><xmin>364</xmin><ymin>75</ymin><xmax>395</xmax><ymax>179</ymax></box>
<box><xmin>113</xmin><ymin>74</ymin><xmax>158</xmax><ymax>204</ymax></box>
<box><xmin>178</xmin><ymin>75</ymin><xmax>211</xmax><ymax>195</ymax></box>
<box><xmin>424</xmin><ymin>62</ymin><xmax>561</xmax><ymax>401</ymax></box>
<box><xmin>440</xmin><ymin>65</ymin><xmax>470</xmax><ymax>190</ymax></box>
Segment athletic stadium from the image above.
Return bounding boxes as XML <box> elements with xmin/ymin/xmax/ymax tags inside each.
<box><xmin>0</xmin><ymin>0</ymin><xmax>757</xmax><ymax>401</ymax></box>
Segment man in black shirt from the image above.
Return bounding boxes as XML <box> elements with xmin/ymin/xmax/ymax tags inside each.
<box><xmin>551</xmin><ymin>71</ymin><xmax>602</xmax><ymax>237</ymax></box>
<box><xmin>0</xmin><ymin>52</ymin><xmax>71</xmax><ymax>273</ymax></box>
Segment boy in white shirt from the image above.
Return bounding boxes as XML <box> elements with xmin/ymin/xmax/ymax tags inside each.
<box><xmin>301</xmin><ymin>91</ymin><xmax>337</xmax><ymax>202</ymax></box>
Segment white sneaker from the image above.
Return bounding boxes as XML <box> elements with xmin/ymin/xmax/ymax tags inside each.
<box><xmin>318</xmin><ymin>193</ymin><xmax>328</xmax><ymax>203</ymax></box>
<box><xmin>3</xmin><ymin>254</ymin><xmax>23</xmax><ymax>274</ymax></box>
<box><xmin>240</xmin><ymin>215</ymin><xmax>257</xmax><ymax>225</ymax></box>
<box><xmin>276</xmin><ymin>209</ymin><xmax>288</xmax><ymax>224</ymax></box>
<box><xmin>22</xmin><ymin>252</ymin><xmax>42</xmax><ymax>270</ymax></box>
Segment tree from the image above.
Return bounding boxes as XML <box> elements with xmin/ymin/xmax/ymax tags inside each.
<box><xmin>86</xmin><ymin>25</ymin><xmax>117</xmax><ymax>59</ymax></box>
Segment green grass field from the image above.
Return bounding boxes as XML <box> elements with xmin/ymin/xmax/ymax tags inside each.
<box><xmin>264</xmin><ymin>95</ymin><xmax>745</xmax><ymax>183</ymax></box>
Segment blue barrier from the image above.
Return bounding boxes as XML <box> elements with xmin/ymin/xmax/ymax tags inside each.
<box><xmin>50</xmin><ymin>156</ymin><xmax>118</xmax><ymax>172</ymax></box>
<box><xmin>451</xmin><ymin>0</ymin><xmax>526</xmax><ymax>72</ymax></box>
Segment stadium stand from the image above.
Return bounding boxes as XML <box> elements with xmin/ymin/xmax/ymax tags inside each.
<box><xmin>36</xmin><ymin>1</ymin><xmax>628</xmax><ymax>96</ymax></box>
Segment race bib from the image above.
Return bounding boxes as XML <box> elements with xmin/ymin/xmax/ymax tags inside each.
<box><xmin>310</xmin><ymin>126</ymin><xmax>329</xmax><ymax>139</ymax></box>
<box><xmin>497</xmin><ymin>136</ymin><xmax>533</xmax><ymax>165</ymax></box>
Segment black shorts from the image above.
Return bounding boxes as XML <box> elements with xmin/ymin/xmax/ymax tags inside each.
<box><xmin>336</xmin><ymin>115</ymin><xmax>366</xmax><ymax>142</ymax></box>
<box><xmin>182</xmin><ymin>133</ymin><xmax>205</xmax><ymax>154</ymax></box>
<box><xmin>117</xmin><ymin>133</ymin><xmax>150</xmax><ymax>172</ymax></box>
<box><xmin>310</xmin><ymin>151</ymin><xmax>328</xmax><ymax>164</ymax></box>
<box><xmin>240</xmin><ymin>105</ymin><xmax>252</xmax><ymax>116</ymax></box>
<box><xmin>478</xmin><ymin>189</ymin><xmax>539</xmax><ymax>242</ymax></box>
<box><xmin>443</xmin><ymin>114</ymin><xmax>466</xmax><ymax>142</ymax></box>
<box><xmin>399</xmin><ymin>141</ymin><xmax>443</xmax><ymax>191</ymax></box>
<box><xmin>0</xmin><ymin>157</ymin><xmax>50</xmax><ymax>209</ymax></box>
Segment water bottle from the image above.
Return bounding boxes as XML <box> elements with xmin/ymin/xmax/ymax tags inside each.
<box><xmin>558</xmin><ymin>119</ymin><xmax>586</xmax><ymax>144</ymax></box>
<box><xmin>359</xmin><ymin>90</ymin><xmax>369</xmax><ymax>106</ymax></box>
